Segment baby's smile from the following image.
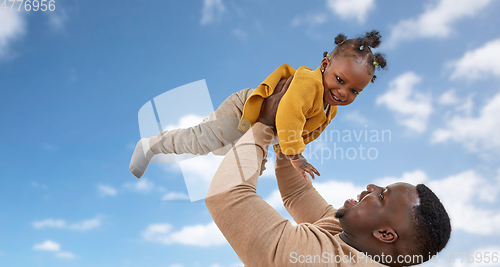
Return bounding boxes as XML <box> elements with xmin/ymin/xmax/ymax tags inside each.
<box><xmin>326</xmin><ymin>89</ymin><xmax>343</xmax><ymax>105</ymax></box>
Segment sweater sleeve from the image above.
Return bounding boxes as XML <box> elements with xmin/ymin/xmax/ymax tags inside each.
<box><xmin>205</xmin><ymin>123</ymin><xmax>343</xmax><ymax>267</ymax></box>
<box><xmin>276</xmin><ymin>66</ymin><xmax>323</xmax><ymax>155</ymax></box>
<box><xmin>238</xmin><ymin>64</ymin><xmax>296</xmax><ymax>131</ymax></box>
<box><xmin>274</xmin><ymin>152</ymin><xmax>337</xmax><ymax>224</ymax></box>
<box><xmin>205</xmin><ymin>123</ymin><xmax>289</xmax><ymax>266</ymax></box>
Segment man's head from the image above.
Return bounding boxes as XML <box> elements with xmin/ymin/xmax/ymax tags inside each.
<box><xmin>335</xmin><ymin>182</ymin><xmax>451</xmax><ymax>266</ymax></box>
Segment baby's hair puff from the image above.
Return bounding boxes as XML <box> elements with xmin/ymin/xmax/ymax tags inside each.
<box><xmin>324</xmin><ymin>30</ymin><xmax>387</xmax><ymax>83</ymax></box>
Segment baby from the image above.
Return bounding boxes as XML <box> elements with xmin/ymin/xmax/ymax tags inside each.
<box><xmin>130</xmin><ymin>30</ymin><xmax>387</xmax><ymax>180</ymax></box>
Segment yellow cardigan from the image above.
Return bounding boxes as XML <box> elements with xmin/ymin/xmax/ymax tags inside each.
<box><xmin>238</xmin><ymin>64</ymin><xmax>337</xmax><ymax>155</ymax></box>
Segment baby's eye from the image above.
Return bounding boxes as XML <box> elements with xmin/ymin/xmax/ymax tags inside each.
<box><xmin>336</xmin><ymin>76</ymin><xmax>344</xmax><ymax>84</ymax></box>
<box><xmin>379</xmin><ymin>191</ymin><xmax>385</xmax><ymax>200</ymax></box>
<box><xmin>351</xmin><ymin>89</ymin><xmax>359</xmax><ymax>95</ymax></box>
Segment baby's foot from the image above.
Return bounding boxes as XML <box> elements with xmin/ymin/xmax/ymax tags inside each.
<box><xmin>129</xmin><ymin>138</ymin><xmax>155</xmax><ymax>178</ymax></box>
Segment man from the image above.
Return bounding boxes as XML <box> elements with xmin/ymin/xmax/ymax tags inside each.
<box><xmin>205</xmin><ymin>83</ymin><xmax>451</xmax><ymax>267</ymax></box>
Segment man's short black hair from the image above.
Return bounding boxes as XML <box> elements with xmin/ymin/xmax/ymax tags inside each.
<box><xmin>411</xmin><ymin>184</ymin><xmax>452</xmax><ymax>259</ymax></box>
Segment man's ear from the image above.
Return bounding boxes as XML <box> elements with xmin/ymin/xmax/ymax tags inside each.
<box><xmin>373</xmin><ymin>228</ymin><xmax>398</xmax><ymax>244</ymax></box>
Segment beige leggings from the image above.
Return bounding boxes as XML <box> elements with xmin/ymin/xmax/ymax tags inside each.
<box><xmin>149</xmin><ymin>88</ymin><xmax>255</xmax><ymax>156</ymax></box>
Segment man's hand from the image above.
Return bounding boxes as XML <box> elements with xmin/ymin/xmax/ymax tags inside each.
<box><xmin>256</xmin><ymin>75</ymin><xmax>293</xmax><ymax>128</ymax></box>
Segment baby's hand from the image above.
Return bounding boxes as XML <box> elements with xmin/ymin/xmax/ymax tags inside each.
<box><xmin>288</xmin><ymin>154</ymin><xmax>320</xmax><ymax>180</ymax></box>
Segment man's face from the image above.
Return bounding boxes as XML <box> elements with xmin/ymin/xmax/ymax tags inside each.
<box><xmin>336</xmin><ymin>182</ymin><xmax>420</xmax><ymax>239</ymax></box>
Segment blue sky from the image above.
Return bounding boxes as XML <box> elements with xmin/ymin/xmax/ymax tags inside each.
<box><xmin>1</xmin><ymin>0</ymin><xmax>500</xmax><ymax>266</ymax></box>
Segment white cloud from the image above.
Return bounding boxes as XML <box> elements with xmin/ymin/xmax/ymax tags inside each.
<box><xmin>68</xmin><ymin>217</ymin><xmax>101</xmax><ymax>231</ymax></box>
<box><xmin>33</xmin><ymin>219</ymin><xmax>66</xmax><ymax>229</ymax></box>
<box><xmin>33</xmin><ymin>240</ymin><xmax>60</xmax><ymax>252</ymax></box>
<box><xmin>315</xmin><ymin>180</ymin><xmax>365</xmax><ymax>209</ymax></box>
<box><xmin>387</xmin><ymin>0</ymin><xmax>493</xmax><ymax>47</ymax></box>
<box><xmin>438</xmin><ymin>91</ymin><xmax>475</xmax><ymax>117</ymax></box>
<box><xmin>170</xmin><ymin>264</ymin><xmax>183</xmax><ymax>267</ymax></box>
<box><xmin>326</xmin><ymin>0</ymin><xmax>375</xmax><ymax>24</ymax></box>
<box><xmin>55</xmin><ymin>251</ymin><xmax>76</xmax><ymax>259</ymax></box>
<box><xmin>97</xmin><ymin>184</ymin><xmax>117</xmax><ymax>197</ymax></box>
<box><xmin>449</xmin><ymin>38</ymin><xmax>500</xmax><ymax>81</ymax></box>
<box><xmin>178</xmin><ymin>153</ymin><xmax>223</xmax><ymax>183</ymax></box>
<box><xmin>163</xmin><ymin>115</ymin><xmax>204</xmax><ymax>131</ymax></box>
<box><xmin>142</xmin><ymin>222</ymin><xmax>226</xmax><ymax>247</ymax></box>
<box><xmin>432</xmin><ymin>92</ymin><xmax>500</xmax><ymax>153</ymax></box>
<box><xmin>428</xmin><ymin>170</ymin><xmax>500</xmax><ymax>235</ymax></box>
<box><xmin>161</xmin><ymin>192</ymin><xmax>190</xmax><ymax>201</ymax></box>
<box><xmin>0</xmin><ymin>10</ymin><xmax>26</xmax><ymax>59</ymax></box>
<box><xmin>200</xmin><ymin>0</ymin><xmax>225</xmax><ymax>25</ymax></box>
<box><xmin>438</xmin><ymin>89</ymin><xmax>460</xmax><ymax>106</ymax></box>
<box><xmin>33</xmin><ymin>240</ymin><xmax>76</xmax><ymax>259</ymax></box>
<box><xmin>32</xmin><ymin>217</ymin><xmax>101</xmax><ymax>231</ymax></box>
<box><xmin>376</xmin><ymin>72</ymin><xmax>432</xmax><ymax>133</ymax></box>
<box><xmin>123</xmin><ymin>178</ymin><xmax>155</xmax><ymax>193</ymax></box>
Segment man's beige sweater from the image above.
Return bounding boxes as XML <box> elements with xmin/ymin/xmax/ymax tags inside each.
<box><xmin>205</xmin><ymin>123</ymin><xmax>386</xmax><ymax>267</ymax></box>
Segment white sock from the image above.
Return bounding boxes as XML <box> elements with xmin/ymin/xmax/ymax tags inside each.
<box><xmin>129</xmin><ymin>138</ymin><xmax>155</xmax><ymax>178</ymax></box>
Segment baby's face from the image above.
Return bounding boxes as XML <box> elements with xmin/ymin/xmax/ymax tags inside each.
<box><xmin>321</xmin><ymin>56</ymin><xmax>373</xmax><ymax>106</ymax></box>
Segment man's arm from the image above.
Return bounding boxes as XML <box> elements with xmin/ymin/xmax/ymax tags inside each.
<box><xmin>274</xmin><ymin>152</ymin><xmax>337</xmax><ymax>224</ymax></box>
<box><xmin>205</xmin><ymin>123</ymin><xmax>292</xmax><ymax>266</ymax></box>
